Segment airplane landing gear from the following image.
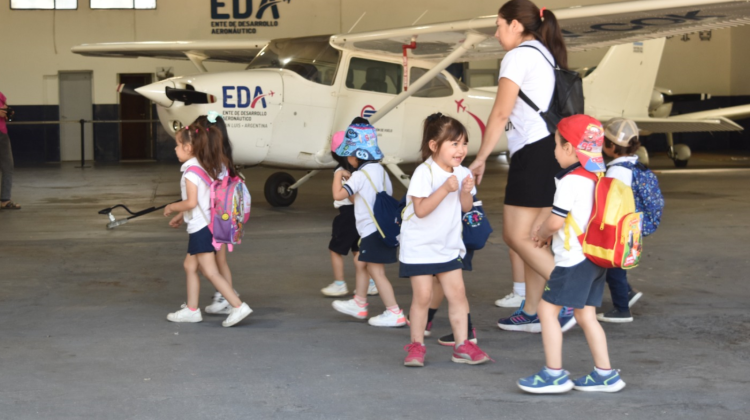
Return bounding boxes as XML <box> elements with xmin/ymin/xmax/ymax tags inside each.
<box><xmin>666</xmin><ymin>133</ymin><xmax>691</xmax><ymax>168</ymax></box>
<box><xmin>264</xmin><ymin>172</ymin><xmax>298</xmax><ymax>207</ymax></box>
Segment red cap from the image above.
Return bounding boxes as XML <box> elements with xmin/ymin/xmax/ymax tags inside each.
<box><xmin>557</xmin><ymin>115</ymin><xmax>606</xmax><ymax>173</ymax></box>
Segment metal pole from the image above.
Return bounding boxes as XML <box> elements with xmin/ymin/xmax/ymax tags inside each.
<box><xmin>75</xmin><ymin>118</ymin><xmax>90</xmax><ymax>169</ymax></box>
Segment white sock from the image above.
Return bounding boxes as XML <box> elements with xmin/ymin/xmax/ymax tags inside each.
<box><xmin>595</xmin><ymin>367</ymin><xmax>613</xmax><ymax>376</ymax></box>
<box><xmin>334</xmin><ymin>280</ymin><xmax>345</xmax><ymax>286</ymax></box>
<box><xmin>513</xmin><ymin>282</ymin><xmax>526</xmax><ymax>297</ymax></box>
<box><xmin>545</xmin><ymin>366</ymin><xmax>564</xmax><ymax>377</ymax></box>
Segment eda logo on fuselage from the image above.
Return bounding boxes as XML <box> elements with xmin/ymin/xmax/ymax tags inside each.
<box><xmin>222</xmin><ymin>86</ymin><xmax>274</xmax><ymax>109</ymax></box>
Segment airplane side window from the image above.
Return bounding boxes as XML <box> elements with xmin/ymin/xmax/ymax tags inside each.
<box><xmin>246</xmin><ymin>35</ymin><xmax>341</xmax><ymax>86</ymax></box>
<box><xmin>348</xmin><ymin>57</ymin><xmax>402</xmax><ymax>95</ymax></box>
<box><xmin>410</xmin><ymin>68</ymin><xmax>454</xmax><ymax>98</ymax></box>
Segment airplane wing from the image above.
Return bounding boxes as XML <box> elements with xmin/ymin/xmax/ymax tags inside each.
<box><xmin>330</xmin><ymin>0</ymin><xmax>750</xmax><ymax>62</ymax></box>
<box><xmin>632</xmin><ymin>116</ymin><xmax>743</xmax><ymax>134</ymax></box>
<box><xmin>71</xmin><ymin>40</ymin><xmax>269</xmax><ymax>63</ymax></box>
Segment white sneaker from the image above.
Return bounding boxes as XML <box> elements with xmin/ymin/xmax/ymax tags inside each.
<box><xmin>222</xmin><ymin>302</ymin><xmax>252</xmax><ymax>327</ymax></box>
<box><xmin>495</xmin><ymin>291</ymin><xmax>524</xmax><ymax>308</ymax></box>
<box><xmin>367</xmin><ymin>279</ymin><xmax>379</xmax><ymax>296</ymax></box>
<box><xmin>205</xmin><ymin>295</ymin><xmax>231</xmax><ymax>315</ymax></box>
<box><xmin>167</xmin><ymin>304</ymin><xmax>202</xmax><ymax>323</ymax></box>
<box><xmin>321</xmin><ymin>281</ymin><xmax>348</xmax><ymax>297</ymax></box>
<box><xmin>332</xmin><ymin>299</ymin><xmax>368</xmax><ymax>319</ymax></box>
<box><xmin>368</xmin><ymin>309</ymin><xmax>407</xmax><ymax>327</ymax></box>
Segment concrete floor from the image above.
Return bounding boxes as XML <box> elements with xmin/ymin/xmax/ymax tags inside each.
<box><xmin>1</xmin><ymin>152</ymin><xmax>749</xmax><ymax>419</ymax></box>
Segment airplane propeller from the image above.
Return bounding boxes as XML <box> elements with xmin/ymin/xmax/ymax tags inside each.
<box><xmin>165</xmin><ymin>86</ymin><xmax>216</xmax><ymax>105</ymax></box>
<box><xmin>116</xmin><ymin>83</ymin><xmax>142</xmax><ymax>96</ymax></box>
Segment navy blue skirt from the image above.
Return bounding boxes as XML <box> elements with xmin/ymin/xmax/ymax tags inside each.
<box><xmin>399</xmin><ymin>257</ymin><xmax>465</xmax><ymax>278</ymax></box>
<box><xmin>187</xmin><ymin>226</ymin><xmax>216</xmax><ymax>255</ymax></box>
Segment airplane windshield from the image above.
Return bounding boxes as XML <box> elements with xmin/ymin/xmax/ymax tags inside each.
<box><xmin>247</xmin><ymin>35</ymin><xmax>341</xmax><ymax>86</ymax></box>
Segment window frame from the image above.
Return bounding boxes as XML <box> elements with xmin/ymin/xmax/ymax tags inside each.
<box><xmin>408</xmin><ymin>67</ymin><xmax>455</xmax><ymax>98</ymax></box>
<box><xmin>10</xmin><ymin>0</ymin><xmax>78</xmax><ymax>10</ymax></box>
<box><xmin>89</xmin><ymin>0</ymin><xmax>156</xmax><ymax>10</ymax></box>
<box><xmin>345</xmin><ymin>56</ymin><xmax>403</xmax><ymax>96</ymax></box>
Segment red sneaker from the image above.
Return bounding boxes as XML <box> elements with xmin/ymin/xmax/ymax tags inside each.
<box><xmin>403</xmin><ymin>342</ymin><xmax>426</xmax><ymax>367</ymax></box>
<box><xmin>452</xmin><ymin>340</ymin><xmax>493</xmax><ymax>365</ymax></box>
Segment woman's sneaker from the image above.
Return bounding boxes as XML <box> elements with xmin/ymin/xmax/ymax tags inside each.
<box><xmin>437</xmin><ymin>328</ymin><xmax>477</xmax><ymax>346</ymax></box>
<box><xmin>321</xmin><ymin>281</ymin><xmax>348</xmax><ymax>297</ymax></box>
<box><xmin>332</xmin><ymin>299</ymin><xmax>368</xmax><ymax>319</ymax></box>
<box><xmin>518</xmin><ymin>368</ymin><xmax>574</xmax><ymax>394</ymax></box>
<box><xmin>167</xmin><ymin>304</ymin><xmax>202</xmax><ymax>323</ymax></box>
<box><xmin>573</xmin><ymin>370</ymin><xmax>626</xmax><ymax>392</ymax></box>
<box><xmin>498</xmin><ymin>300</ymin><xmax>541</xmax><ymax>333</ymax></box>
<box><xmin>222</xmin><ymin>302</ymin><xmax>252</xmax><ymax>327</ymax></box>
<box><xmin>451</xmin><ymin>341</ymin><xmax>493</xmax><ymax>365</ymax></box>
<box><xmin>495</xmin><ymin>291</ymin><xmax>524</xmax><ymax>308</ymax></box>
<box><xmin>367</xmin><ymin>279</ymin><xmax>379</xmax><ymax>296</ymax></box>
<box><xmin>597</xmin><ymin>308</ymin><xmax>633</xmax><ymax>323</ymax></box>
<box><xmin>403</xmin><ymin>342</ymin><xmax>427</xmax><ymax>367</ymax></box>
<box><xmin>368</xmin><ymin>309</ymin><xmax>406</xmax><ymax>327</ymax></box>
<box><xmin>628</xmin><ymin>289</ymin><xmax>643</xmax><ymax>307</ymax></box>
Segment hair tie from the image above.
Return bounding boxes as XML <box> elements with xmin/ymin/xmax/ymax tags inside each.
<box><xmin>195</xmin><ymin>128</ymin><xmax>200</xmax><ymax>134</ymax></box>
<box><xmin>207</xmin><ymin>111</ymin><xmax>222</xmax><ymax>124</ymax></box>
<box><xmin>426</xmin><ymin>112</ymin><xmax>443</xmax><ymax>123</ymax></box>
<box><xmin>540</xmin><ymin>7</ymin><xmax>546</xmax><ymax>21</ymax></box>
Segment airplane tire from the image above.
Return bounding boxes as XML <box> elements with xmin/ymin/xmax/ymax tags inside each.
<box><xmin>674</xmin><ymin>159</ymin><xmax>688</xmax><ymax>168</ymax></box>
<box><xmin>264</xmin><ymin>172</ymin><xmax>298</xmax><ymax>207</ymax></box>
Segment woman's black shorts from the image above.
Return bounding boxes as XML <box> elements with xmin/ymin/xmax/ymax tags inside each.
<box><xmin>504</xmin><ymin>134</ymin><xmax>561</xmax><ymax>208</ymax></box>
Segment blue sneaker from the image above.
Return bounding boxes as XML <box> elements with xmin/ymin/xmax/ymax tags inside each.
<box><xmin>559</xmin><ymin>306</ymin><xmax>577</xmax><ymax>333</ymax></box>
<box><xmin>573</xmin><ymin>370</ymin><xmax>626</xmax><ymax>392</ymax></box>
<box><xmin>518</xmin><ymin>368</ymin><xmax>574</xmax><ymax>394</ymax></box>
<box><xmin>498</xmin><ymin>300</ymin><xmax>541</xmax><ymax>333</ymax></box>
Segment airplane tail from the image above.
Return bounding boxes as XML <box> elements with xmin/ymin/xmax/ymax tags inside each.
<box><xmin>583</xmin><ymin>38</ymin><xmax>666</xmax><ymax>119</ymax></box>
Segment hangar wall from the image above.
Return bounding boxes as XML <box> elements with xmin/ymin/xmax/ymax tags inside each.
<box><xmin>0</xmin><ymin>0</ymin><xmax>747</xmax><ymax>164</ymax></box>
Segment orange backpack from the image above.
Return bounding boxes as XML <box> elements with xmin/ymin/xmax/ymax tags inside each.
<box><xmin>563</xmin><ymin>168</ymin><xmax>643</xmax><ymax>269</ymax></box>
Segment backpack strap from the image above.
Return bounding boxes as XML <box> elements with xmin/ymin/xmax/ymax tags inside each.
<box><xmin>184</xmin><ymin>165</ymin><xmax>213</xmax><ymax>230</ymax></box>
<box><xmin>402</xmin><ymin>162</ymin><xmax>433</xmax><ymax>223</ymax></box>
<box><xmin>515</xmin><ymin>44</ymin><xmax>557</xmax><ymax>117</ymax></box>
<box><xmin>359</xmin><ymin>169</ymin><xmax>386</xmax><ymax>240</ymax></box>
<box><xmin>561</xmin><ymin>169</ymin><xmax>602</xmax><ymax>251</ymax></box>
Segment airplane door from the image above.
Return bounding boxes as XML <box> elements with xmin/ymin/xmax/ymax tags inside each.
<box><xmin>333</xmin><ymin>56</ymin><xmax>405</xmax><ymax>163</ymax></box>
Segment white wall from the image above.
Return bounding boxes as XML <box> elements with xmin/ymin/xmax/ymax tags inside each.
<box><xmin>0</xmin><ymin>0</ymin><xmax>748</xmax><ymax>105</ymax></box>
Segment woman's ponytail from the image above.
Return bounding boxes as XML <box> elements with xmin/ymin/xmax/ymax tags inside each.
<box><xmin>499</xmin><ymin>0</ymin><xmax>568</xmax><ymax>69</ymax></box>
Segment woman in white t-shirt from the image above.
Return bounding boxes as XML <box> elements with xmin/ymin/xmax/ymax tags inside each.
<box><xmin>469</xmin><ymin>0</ymin><xmax>569</xmax><ymax>328</ymax></box>
<box><xmin>400</xmin><ymin>114</ymin><xmax>492</xmax><ymax>367</ymax></box>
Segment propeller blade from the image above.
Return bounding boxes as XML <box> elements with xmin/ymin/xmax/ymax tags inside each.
<box><xmin>116</xmin><ymin>84</ymin><xmax>142</xmax><ymax>96</ymax></box>
<box><xmin>165</xmin><ymin>87</ymin><xmax>217</xmax><ymax>105</ymax></box>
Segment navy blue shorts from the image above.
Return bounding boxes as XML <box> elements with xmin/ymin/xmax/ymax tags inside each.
<box><xmin>187</xmin><ymin>226</ymin><xmax>216</xmax><ymax>255</ymax></box>
<box><xmin>328</xmin><ymin>205</ymin><xmax>360</xmax><ymax>256</ymax></box>
<box><xmin>399</xmin><ymin>257</ymin><xmax>465</xmax><ymax>278</ymax></box>
<box><xmin>542</xmin><ymin>258</ymin><xmax>606</xmax><ymax>309</ymax></box>
<box><xmin>357</xmin><ymin>232</ymin><xmax>397</xmax><ymax>264</ymax></box>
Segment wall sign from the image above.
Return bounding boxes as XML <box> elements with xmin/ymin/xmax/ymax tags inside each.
<box><xmin>210</xmin><ymin>0</ymin><xmax>291</xmax><ymax>35</ymax></box>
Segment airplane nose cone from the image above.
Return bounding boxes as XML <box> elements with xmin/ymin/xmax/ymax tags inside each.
<box><xmin>135</xmin><ymin>79</ymin><xmax>175</xmax><ymax>108</ymax></box>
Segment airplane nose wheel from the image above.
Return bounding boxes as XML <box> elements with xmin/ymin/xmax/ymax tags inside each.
<box><xmin>264</xmin><ymin>172</ymin><xmax>298</xmax><ymax>207</ymax></box>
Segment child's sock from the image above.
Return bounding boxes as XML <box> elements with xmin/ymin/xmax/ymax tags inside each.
<box><xmin>513</xmin><ymin>282</ymin><xmax>526</xmax><ymax>297</ymax></box>
<box><xmin>427</xmin><ymin>308</ymin><xmax>438</xmax><ymax>323</ymax></box>
<box><xmin>467</xmin><ymin>313</ymin><xmax>473</xmax><ymax>331</ymax></box>
<box><xmin>187</xmin><ymin>306</ymin><xmax>198</xmax><ymax>311</ymax></box>
<box><xmin>545</xmin><ymin>366</ymin><xmax>564</xmax><ymax>377</ymax></box>
<box><xmin>334</xmin><ymin>280</ymin><xmax>345</xmax><ymax>286</ymax></box>
<box><xmin>596</xmin><ymin>367</ymin><xmax>614</xmax><ymax>376</ymax></box>
<box><xmin>353</xmin><ymin>295</ymin><xmax>368</xmax><ymax>307</ymax></box>
<box><xmin>386</xmin><ymin>305</ymin><xmax>401</xmax><ymax>314</ymax></box>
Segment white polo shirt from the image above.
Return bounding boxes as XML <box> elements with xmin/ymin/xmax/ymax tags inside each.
<box><xmin>343</xmin><ymin>162</ymin><xmax>392</xmax><ymax>238</ymax></box>
<box><xmin>499</xmin><ymin>40</ymin><xmax>556</xmax><ymax>156</ymax></box>
<box><xmin>550</xmin><ymin>163</ymin><xmax>596</xmax><ymax>267</ymax></box>
<box><xmin>606</xmin><ymin>155</ymin><xmax>639</xmax><ymax>186</ymax></box>
<box><xmin>399</xmin><ymin>157</ymin><xmax>476</xmax><ymax>264</ymax></box>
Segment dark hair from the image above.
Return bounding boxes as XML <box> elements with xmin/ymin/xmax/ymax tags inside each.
<box><xmin>177</xmin><ymin>123</ymin><xmax>225</xmax><ymax>180</ymax></box>
<box><xmin>350</xmin><ymin>116</ymin><xmax>369</xmax><ymax>125</ymax></box>
<box><xmin>499</xmin><ymin>0</ymin><xmax>568</xmax><ymax>69</ymax></box>
<box><xmin>605</xmin><ymin>137</ymin><xmax>641</xmax><ymax>156</ymax></box>
<box><xmin>420</xmin><ymin>113</ymin><xmax>468</xmax><ymax>161</ymax></box>
<box><xmin>331</xmin><ymin>151</ymin><xmax>355</xmax><ymax>172</ymax></box>
<box><xmin>195</xmin><ymin>115</ymin><xmax>236</xmax><ymax>177</ymax></box>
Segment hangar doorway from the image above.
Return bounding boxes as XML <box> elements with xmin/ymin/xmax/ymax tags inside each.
<box><xmin>59</xmin><ymin>71</ymin><xmax>94</xmax><ymax>161</ymax></box>
<box><xmin>119</xmin><ymin>74</ymin><xmax>154</xmax><ymax>160</ymax></box>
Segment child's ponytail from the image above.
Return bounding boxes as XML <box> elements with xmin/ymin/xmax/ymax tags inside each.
<box><xmin>182</xmin><ymin>123</ymin><xmax>224</xmax><ymax>180</ymax></box>
<box><xmin>499</xmin><ymin>0</ymin><xmax>568</xmax><ymax>69</ymax></box>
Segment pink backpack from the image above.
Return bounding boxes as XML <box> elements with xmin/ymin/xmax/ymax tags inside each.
<box><xmin>185</xmin><ymin>166</ymin><xmax>251</xmax><ymax>251</ymax></box>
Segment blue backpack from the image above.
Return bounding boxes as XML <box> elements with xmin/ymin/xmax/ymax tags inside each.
<box><xmin>360</xmin><ymin>168</ymin><xmax>405</xmax><ymax>248</ymax></box>
<box><xmin>613</xmin><ymin>161</ymin><xmax>664</xmax><ymax>236</ymax></box>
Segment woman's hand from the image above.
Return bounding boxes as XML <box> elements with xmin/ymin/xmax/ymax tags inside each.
<box><xmin>468</xmin><ymin>159</ymin><xmax>486</xmax><ymax>186</ymax></box>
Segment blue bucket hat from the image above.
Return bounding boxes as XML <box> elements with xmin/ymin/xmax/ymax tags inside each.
<box><xmin>333</xmin><ymin>122</ymin><xmax>383</xmax><ymax>161</ymax></box>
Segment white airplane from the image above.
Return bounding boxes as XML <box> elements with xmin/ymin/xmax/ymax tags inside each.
<box><xmin>73</xmin><ymin>0</ymin><xmax>750</xmax><ymax>206</ymax></box>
